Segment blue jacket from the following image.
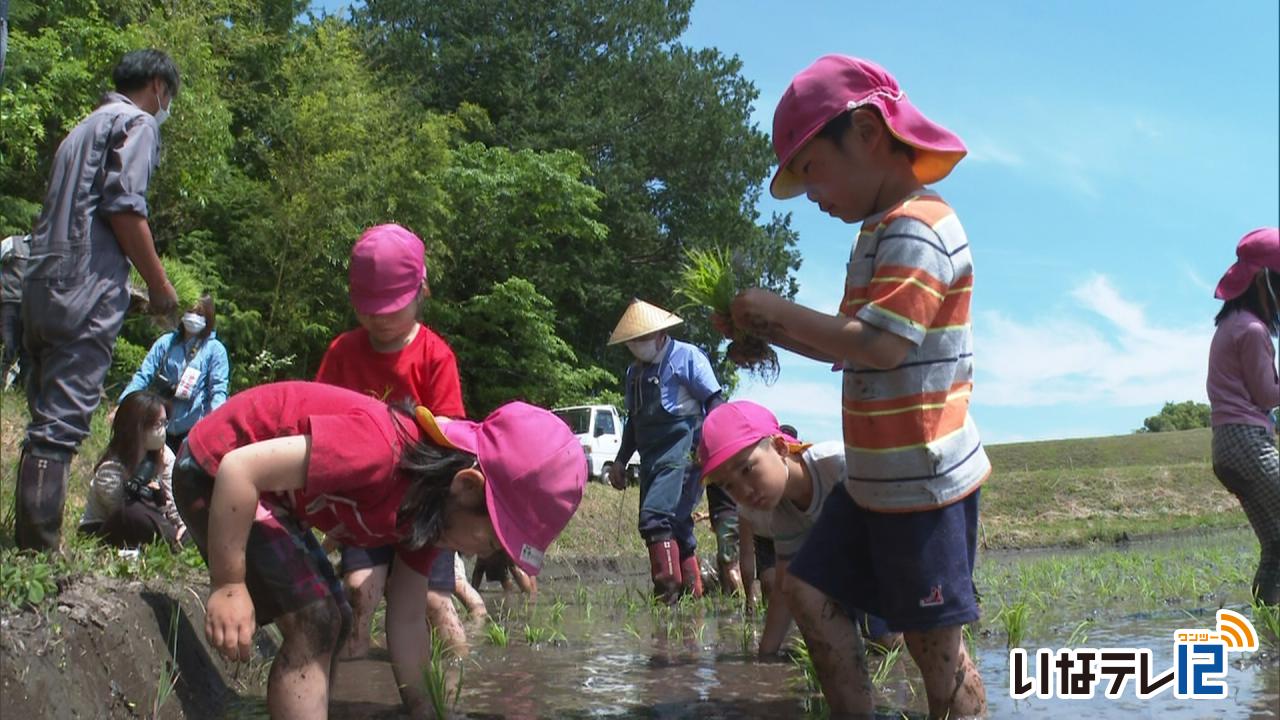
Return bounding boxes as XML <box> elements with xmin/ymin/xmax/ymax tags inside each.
<box><xmin>121</xmin><ymin>330</ymin><xmax>230</xmax><ymax>435</ymax></box>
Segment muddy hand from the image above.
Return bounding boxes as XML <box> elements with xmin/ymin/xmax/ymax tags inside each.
<box><xmin>608</xmin><ymin>463</ymin><xmax>627</xmax><ymax>490</ymax></box>
<box><xmin>206</xmin><ymin>582</ymin><xmax>256</xmax><ymax>662</ymax></box>
<box><xmin>729</xmin><ymin>288</ymin><xmax>780</xmax><ymax>338</ymax></box>
<box><xmin>710</xmin><ymin>311</ymin><xmax>734</xmax><ymax>338</ymax></box>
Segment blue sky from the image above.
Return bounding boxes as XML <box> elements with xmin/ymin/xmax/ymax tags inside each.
<box><xmin>678</xmin><ymin>0</ymin><xmax>1279</xmax><ymax>443</ymax></box>
<box><xmin>316</xmin><ymin>0</ymin><xmax>1279</xmax><ymax>443</ymax></box>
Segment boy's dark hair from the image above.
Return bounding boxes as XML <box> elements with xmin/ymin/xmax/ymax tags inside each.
<box><xmin>1215</xmin><ymin>268</ymin><xmax>1280</xmax><ymax>333</ymax></box>
<box><xmin>113</xmin><ymin>49</ymin><xmax>180</xmax><ymax>97</ymax></box>
<box><xmin>779</xmin><ymin>424</ymin><xmax>799</xmax><ymax>439</ymax></box>
<box><xmin>390</xmin><ymin>405</ymin><xmax>478</xmax><ymax>549</ymax></box>
<box><xmin>817</xmin><ymin>108</ymin><xmax>916</xmax><ymax>161</ymax></box>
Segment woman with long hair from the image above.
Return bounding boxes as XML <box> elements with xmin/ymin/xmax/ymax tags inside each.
<box><xmin>79</xmin><ymin>390</ymin><xmax>186</xmax><ymax>547</ymax></box>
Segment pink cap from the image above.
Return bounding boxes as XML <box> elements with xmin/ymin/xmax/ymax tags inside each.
<box><xmin>698</xmin><ymin>401</ymin><xmax>800</xmax><ymax>480</ymax></box>
<box><xmin>349</xmin><ymin>224</ymin><xmax>427</xmax><ymax>315</ymax></box>
<box><xmin>770</xmin><ymin>54</ymin><xmax>967</xmax><ymax>199</ymax></box>
<box><xmin>1214</xmin><ymin>227</ymin><xmax>1280</xmax><ymax>301</ymax></box>
<box><xmin>416</xmin><ymin>402</ymin><xmax>585</xmax><ymax>576</ymax></box>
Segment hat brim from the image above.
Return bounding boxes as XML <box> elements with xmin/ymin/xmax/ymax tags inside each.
<box><xmin>416</xmin><ymin>407</ymin><xmax>578</xmax><ymax>576</ymax></box>
<box><xmin>1215</xmin><ymin>262</ymin><xmax>1260</xmax><ymax>301</ymax></box>
<box><xmin>701</xmin><ymin>437</ymin><xmax>811</xmax><ymax>484</ymax></box>
<box><xmin>352</xmin><ymin>286</ymin><xmax>421</xmax><ymax>316</ymax></box>
<box><xmin>607</xmin><ymin>315</ymin><xmax>683</xmax><ymax>345</ymax></box>
<box><xmin>769</xmin><ymin>98</ymin><xmax>967</xmax><ymax>200</ymax></box>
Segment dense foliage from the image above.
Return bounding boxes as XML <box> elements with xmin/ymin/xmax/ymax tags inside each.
<box><xmin>1140</xmin><ymin>401</ymin><xmax>1212</xmax><ymax>433</ymax></box>
<box><xmin>0</xmin><ymin>0</ymin><xmax>800</xmax><ymax>416</ymax></box>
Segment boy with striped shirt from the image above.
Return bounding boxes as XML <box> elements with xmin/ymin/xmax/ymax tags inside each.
<box><xmin>723</xmin><ymin>55</ymin><xmax>989</xmax><ymax>718</ymax></box>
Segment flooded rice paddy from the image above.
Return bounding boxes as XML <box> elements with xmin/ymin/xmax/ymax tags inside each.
<box><xmin>246</xmin><ymin>529</ymin><xmax>1280</xmax><ymax>718</ymax></box>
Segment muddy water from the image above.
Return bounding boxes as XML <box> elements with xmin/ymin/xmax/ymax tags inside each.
<box><xmin>229</xmin><ymin>531</ymin><xmax>1280</xmax><ymax>719</ymax></box>
<box><xmin>314</xmin><ymin>592</ymin><xmax>1280</xmax><ymax>719</ymax></box>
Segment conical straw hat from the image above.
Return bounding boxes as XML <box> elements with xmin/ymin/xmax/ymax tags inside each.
<box><xmin>607</xmin><ymin>299</ymin><xmax>683</xmax><ymax>345</ymax></box>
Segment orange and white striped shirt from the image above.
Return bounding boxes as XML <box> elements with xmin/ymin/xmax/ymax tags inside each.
<box><xmin>839</xmin><ymin>190</ymin><xmax>990</xmax><ymax>512</ymax></box>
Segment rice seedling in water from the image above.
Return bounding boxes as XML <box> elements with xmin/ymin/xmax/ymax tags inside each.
<box><xmin>998</xmin><ymin>601</ymin><xmax>1031</xmax><ymax>649</ymax></box>
<box><xmin>549</xmin><ymin>599</ymin><xmax>567</xmax><ymax>625</ymax></box>
<box><xmin>524</xmin><ymin>624</ymin><xmax>550</xmax><ymax>645</ymax></box>
<box><xmin>623</xmin><ymin>622</ymin><xmax>642</xmax><ymax>640</ymax></box>
<box><xmin>575</xmin><ymin>586</ymin><xmax>588</xmax><ymax>605</ymax></box>
<box><xmin>737</xmin><ymin>618</ymin><xmax>755</xmax><ymax>655</ymax></box>
<box><xmin>788</xmin><ymin>637</ymin><xmax>820</xmax><ymax>693</ymax></box>
<box><xmin>1252</xmin><ymin>599</ymin><xmax>1280</xmax><ymax>646</ymax></box>
<box><xmin>677</xmin><ymin>247</ymin><xmax>779</xmax><ymax>382</ymax></box>
<box><xmin>1066</xmin><ymin>619</ymin><xmax>1093</xmax><ymax>647</ymax></box>
<box><xmin>484</xmin><ymin>620</ymin><xmax>509</xmax><ymax>647</ymax></box>
<box><xmin>868</xmin><ymin>641</ymin><xmax>903</xmax><ymax>689</ymax></box>
<box><xmin>422</xmin><ymin>629</ymin><xmax>464</xmax><ymax>720</ymax></box>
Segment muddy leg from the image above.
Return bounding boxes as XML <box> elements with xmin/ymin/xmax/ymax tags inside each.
<box><xmin>271</xmin><ymin>598</ymin><xmax>347</xmax><ymax>719</ymax></box>
<box><xmin>785</xmin><ymin>576</ymin><xmax>873</xmax><ymax>717</ymax></box>
<box><xmin>903</xmin><ymin>625</ymin><xmax>986</xmax><ymax>719</ymax></box>
<box><xmin>340</xmin><ymin>565</ymin><xmax>387</xmax><ymax>660</ymax></box>
<box><xmin>426</xmin><ymin>588</ymin><xmax>467</xmax><ymax>698</ymax></box>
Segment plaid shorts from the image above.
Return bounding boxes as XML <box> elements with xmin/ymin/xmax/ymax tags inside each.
<box><xmin>1213</xmin><ymin>423</ymin><xmax>1280</xmax><ymax>550</ymax></box>
<box><xmin>171</xmin><ymin>445</ymin><xmax>347</xmax><ymax>626</ymax></box>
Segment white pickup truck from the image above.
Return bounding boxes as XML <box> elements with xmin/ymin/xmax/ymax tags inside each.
<box><xmin>552</xmin><ymin>404</ymin><xmax>640</xmax><ymax>484</ymax></box>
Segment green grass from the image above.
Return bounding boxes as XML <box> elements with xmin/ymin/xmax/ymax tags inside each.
<box><xmin>986</xmin><ymin>427</ymin><xmax>1213</xmax><ymax>472</ymax></box>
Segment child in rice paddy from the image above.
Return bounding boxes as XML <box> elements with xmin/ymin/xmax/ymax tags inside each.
<box><xmin>1207</xmin><ymin>226</ymin><xmax>1280</xmax><ymax>605</ymax></box>
<box><xmin>172</xmin><ymin>381</ymin><xmax>584</xmax><ymax>718</ymax></box>
<box><xmin>699</xmin><ymin>400</ymin><xmax>900</xmax><ymax>657</ymax></box>
<box><xmin>718</xmin><ymin>54</ymin><xmax>988</xmax><ymax>717</ymax></box>
<box><xmin>313</xmin><ymin>223</ymin><xmax>473</xmax><ymax>660</ymax></box>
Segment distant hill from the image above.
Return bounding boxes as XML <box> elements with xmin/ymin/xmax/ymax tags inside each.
<box><xmin>978</xmin><ymin>427</ymin><xmax>1242</xmax><ymax>548</ymax></box>
<box><xmin>986</xmin><ymin>427</ymin><xmax>1211</xmax><ymax>473</ymax></box>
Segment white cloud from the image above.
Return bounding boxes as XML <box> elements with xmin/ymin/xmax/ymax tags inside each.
<box><xmin>975</xmin><ymin>274</ymin><xmax>1212</xmax><ymax>408</ymax></box>
<box><xmin>965</xmin><ymin>133</ymin><xmax>1025</xmax><ymax>168</ymax></box>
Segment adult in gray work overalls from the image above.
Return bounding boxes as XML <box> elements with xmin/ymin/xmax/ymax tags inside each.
<box><xmin>607</xmin><ymin>300</ymin><xmax>724</xmax><ymax>603</ymax></box>
<box><xmin>16</xmin><ymin>49</ymin><xmax>180</xmax><ymax>552</ymax></box>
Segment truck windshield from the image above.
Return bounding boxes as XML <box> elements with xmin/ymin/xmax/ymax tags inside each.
<box><xmin>553</xmin><ymin>408</ymin><xmax>591</xmax><ymax>435</ymax></box>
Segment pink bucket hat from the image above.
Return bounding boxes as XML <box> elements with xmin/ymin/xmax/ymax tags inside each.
<box><xmin>698</xmin><ymin>401</ymin><xmax>804</xmax><ymax>481</ymax></box>
<box><xmin>416</xmin><ymin>402</ymin><xmax>585</xmax><ymax>576</ymax></box>
<box><xmin>1215</xmin><ymin>227</ymin><xmax>1280</xmax><ymax>301</ymax></box>
<box><xmin>770</xmin><ymin>54</ymin><xmax>967</xmax><ymax>200</ymax></box>
<box><xmin>349</xmin><ymin>224</ymin><xmax>427</xmax><ymax>315</ymax></box>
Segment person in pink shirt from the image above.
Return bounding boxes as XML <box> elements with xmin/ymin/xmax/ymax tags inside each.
<box><xmin>172</xmin><ymin>381</ymin><xmax>585</xmax><ymax>718</ymax></box>
<box><xmin>1207</xmin><ymin>227</ymin><xmax>1280</xmax><ymax>605</ymax></box>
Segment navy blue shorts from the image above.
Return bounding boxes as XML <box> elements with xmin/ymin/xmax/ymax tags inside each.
<box><xmin>340</xmin><ymin>544</ymin><xmax>457</xmax><ymax>591</ymax></box>
<box><xmin>788</xmin><ymin>484</ymin><xmax>981</xmax><ymax>633</ymax></box>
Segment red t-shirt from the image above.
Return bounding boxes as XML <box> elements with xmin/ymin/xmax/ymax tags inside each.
<box><xmin>187</xmin><ymin>381</ymin><xmax>439</xmax><ymax>575</ymax></box>
<box><xmin>314</xmin><ymin>324</ymin><xmax>466</xmax><ymax>418</ymax></box>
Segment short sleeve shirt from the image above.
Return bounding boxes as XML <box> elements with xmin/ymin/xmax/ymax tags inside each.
<box><xmin>839</xmin><ymin>191</ymin><xmax>990</xmax><ymax>512</ymax></box>
<box><xmin>623</xmin><ymin>338</ymin><xmax>721</xmax><ymax>416</ymax></box>
<box><xmin>315</xmin><ymin>323</ymin><xmax>467</xmax><ymax>418</ymax></box>
<box><xmin>186</xmin><ymin>381</ymin><xmax>438</xmax><ymax>574</ymax></box>
<box><xmin>738</xmin><ymin>441</ymin><xmax>846</xmax><ymax>558</ymax></box>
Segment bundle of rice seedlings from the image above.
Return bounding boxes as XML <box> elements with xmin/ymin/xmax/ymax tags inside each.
<box><xmin>677</xmin><ymin>247</ymin><xmax>778</xmax><ymax>382</ymax></box>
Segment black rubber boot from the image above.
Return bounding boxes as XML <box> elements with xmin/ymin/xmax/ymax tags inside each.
<box><xmin>14</xmin><ymin>448</ymin><xmax>70</xmax><ymax>552</ymax></box>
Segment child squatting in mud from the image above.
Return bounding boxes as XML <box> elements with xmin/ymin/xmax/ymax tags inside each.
<box><xmin>172</xmin><ymin>380</ymin><xmax>585</xmax><ymax>719</ymax></box>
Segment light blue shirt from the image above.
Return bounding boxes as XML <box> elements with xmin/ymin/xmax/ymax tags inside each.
<box><xmin>624</xmin><ymin>338</ymin><xmax>721</xmax><ymax>416</ymax></box>
<box><xmin>121</xmin><ymin>330</ymin><xmax>230</xmax><ymax>435</ymax></box>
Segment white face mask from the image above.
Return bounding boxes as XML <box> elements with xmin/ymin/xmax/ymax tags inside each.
<box><xmin>154</xmin><ymin>87</ymin><xmax>172</xmax><ymax>126</ymax></box>
<box><xmin>144</xmin><ymin>425</ymin><xmax>167</xmax><ymax>451</ymax></box>
<box><xmin>626</xmin><ymin>337</ymin><xmax>662</xmax><ymax>363</ymax></box>
<box><xmin>181</xmin><ymin>312</ymin><xmax>206</xmax><ymax>335</ymax></box>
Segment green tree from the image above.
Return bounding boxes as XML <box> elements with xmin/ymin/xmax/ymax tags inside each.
<box><xmin>1140</xmin><ymin>401</ymin><xmax>1212</xmax><ymax>433</ymax></box>
<box><xmin>356</xmin><ymin>0</ymin><xmax>801</xmax><ymax>378</ymax></box>
<box><xmin>429</xmin><ymin>277</ymin><xmax>614</xmax><ymax>416</ymax></box>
